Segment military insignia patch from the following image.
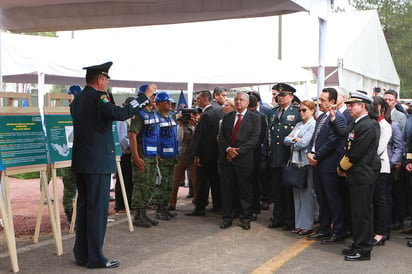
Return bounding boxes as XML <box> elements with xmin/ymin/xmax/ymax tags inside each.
<box><xmin>100</xmin><ymin>95</ymin><xmax>109</xmax><ymax>103</ymax></box>
<box><xmin>286</xmin><ymin>115</ymin><xmax>295</xmax><ymax>121</ymax></box>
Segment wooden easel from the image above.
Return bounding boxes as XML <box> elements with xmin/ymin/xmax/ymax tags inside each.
<box><xmin>0</xmin><ymin>92</ymin><xmax>62</xmax><ymax>272</ymax></box>
<box><xmin>34</xmin><ymin>94</ymin><xmax>74</xmax><ymax>242</ymax></box>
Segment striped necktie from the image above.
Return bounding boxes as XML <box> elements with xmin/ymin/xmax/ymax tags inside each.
<box><xmin>313</xmin><ymin>113</ymin><xmax>328</xmax><ymax>143</ymax></box>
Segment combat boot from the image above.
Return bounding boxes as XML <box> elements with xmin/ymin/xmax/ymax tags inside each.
<box><xmin>165</xmin><ymin>207</ymin><xmax>177</xmax><ymax>218</ymax></box>
<box><xmin>133</xmin><ymin>209</ymin><xmax>151</xmax><ymax>228</ymax></box>
<box><xmin>141</xmin><ymin>208</ymin><xmax>159</xmax><ymax>226</ymax></box>
<box><xmin>155</xmin><ymin>206</ymin><xmax>170</xmax><ymax>220</ymax></box>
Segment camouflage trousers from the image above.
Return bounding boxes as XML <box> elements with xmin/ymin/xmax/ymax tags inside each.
<box><xmin>61</xmin><ymin>167</ymin><xmax>76</xmax><ymax>221</ymax></box>
<box><xmin>152</xmin><ymin>158</ymin><xmax>176</xmax><ymax>207</ymax></box>
<box><xmin>131</xmin><ymin>157</ymin><xmax>156</xmax><ymax>210</ymax></box>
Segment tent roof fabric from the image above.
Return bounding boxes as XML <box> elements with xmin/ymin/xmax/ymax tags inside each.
<box><xmin>0</xmin><ymin>0</ymin><xmax>328</xmax><ymax>33</ymax></box>
<box><xmin>281</xmin><ymin>10</ymin><xmax>400</xmax><ymax>90</ymax></box>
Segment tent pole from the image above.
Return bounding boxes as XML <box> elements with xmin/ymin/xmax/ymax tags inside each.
<box><xmin>337</xmin><ymin>58</ymin><xmax>343</xmax><ymax>88</ymax></box>
<box><xmin>187</xmin><ymin>82</ymin><xmax>194</xmax><ymax>107</ymax></box>
<box><xmin>0</xmin><ymin>31</ymin><xmax>3</xmax><ymax>92</ymax></box>
<box><xmin>317</xmin><ymin>17</ymin><xmax>327</xmax><ymax>102</ymax></box>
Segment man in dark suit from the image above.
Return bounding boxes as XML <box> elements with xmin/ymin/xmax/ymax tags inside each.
<box><xmin>338</xmin><ymin>91</ymin><xmax>380</xmax><ymax>261</ymax></box>
<box><xmin>70</xmin><ymin>62</ymin><xmax>153</xmax><ymax>269</ymax></box>
<box><xmin>247</xmin><ymin>94</ymin><xmax>268</xmax><ymax>220</ymax></box>
<box><xmin>247</xmin><ymin>91</ymin><xmax>271</xmax><ymax>211</ymax></box>
<box><xmin>267</xmin><ymin>83</ymin><xmax>302</xmax><ymax>230</ymax></box>
<box><xmin>186</xmin><ymin>90</ymin><xmax>221</xmax><ymax>216</ymax></box>
<box><xmin>307</xmin><ymin>87</ymin><xmax>347</xmax><ymax>243</ymax></box>
<box><xmin>211</xmin><ymin>86</ymin><xmax>228</xmax><ymax>119</ymax></box>
<box><xmin>219</xmin><ymin>92</ymin><xmax>261</xmax><ymax>230</ymax></box>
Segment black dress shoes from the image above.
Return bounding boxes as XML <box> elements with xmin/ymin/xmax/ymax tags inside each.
<box><xmin>241</xmin><ymin>222</ymin><xmax>251</xmax><ymax>230</ymax></box>
<box><xmin>282</xmin><ymin>224</ymin><xmax>293</xmax><ymax>231</ymax></box>
<box><xmin>342</xmin><ymin>248</ymin><xmax>354</xmax><ymax>255</ymax></box>
<box><xmin>307</xmin><ymin>232</ymin><xmax>330</xmax><ymax>240</ymax></box>
<box><xmin>185</xmin><ymin>210</ymin><xmax>206</xmax><ymax>216</ymax></box>
<box><xmin>344</xmin><ymin>252</ymin><xmax>370</xmax><ymax>261</ymax></box>
<box><xmin>105</xmin><ymin>260</ymin><xmax>120</xmax><ymax>268</ymax></box>
<box><xmin>372</xmin><ymin>236</ymin><xmax>386</xmax><ymax>246</ymax></box>
<box><xmin>407</xmin><ymin>241</ymin><xmax>412</xmax><ymax>247</ymax></box>
<box><xmin>321</xmin><ymin>234</ymin><xmax>345</xmax><ymax>244</ymax></box>
<box><xmin>251</xmin><ymin>213</ymin><xmax>257</xmax><ymax>221</ymax></box>
<box><xmin>87</xmin><ymin>260</ymin><xmax>119</xmax><ymax>268</ymax></box>
<box><xmin>260</xmin><ymin>201</ymin><xmax>270</xmax><ymax>210</ymax></box>
<box><xmin>268</xmin><ymin>222</ymin><xmax>284</xmax><ymax>229</ymax></box>
<box><xmin>220</xmin><ymin>222</ymin><xmax>232</xmax><ymax>229</ymax></box>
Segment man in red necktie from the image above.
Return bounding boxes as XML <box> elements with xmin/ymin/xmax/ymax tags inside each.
<box><xmin>218</xmin><ymin>92</ymin><xmax>261</xmax><ymax>230</ymax></box>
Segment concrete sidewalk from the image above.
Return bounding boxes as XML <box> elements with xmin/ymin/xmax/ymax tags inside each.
<box><xmin>1</xmin><ymin>194</ymin><xmax>412</xmax><ymax>273</ymax></box>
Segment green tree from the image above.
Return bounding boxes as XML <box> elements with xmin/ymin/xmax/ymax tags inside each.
<box><xmin>349</xmin><ymin>0</ymin><xmax>412</xmax><ymax>98</ymax></box>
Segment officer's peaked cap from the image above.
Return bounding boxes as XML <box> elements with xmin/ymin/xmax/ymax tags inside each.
<box><xmin>272</xmin><ymin>83</ymin><xmax>296</xmax><ymax>95</ymax></box>
<box><xmin>345</xmin><ymin>90</ymin><xmax>372</xmax><ymax>104</ymax></box>
<box><xmin>83</xmin><ymin>61</ymin><xmax>112</xmax><ymax>79</ymax></box>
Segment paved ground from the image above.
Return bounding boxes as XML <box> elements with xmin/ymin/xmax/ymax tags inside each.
<box><xmin>0</xmin><ymin>178</ymin><xmax>411</xmax><ymax>273</ymax></box>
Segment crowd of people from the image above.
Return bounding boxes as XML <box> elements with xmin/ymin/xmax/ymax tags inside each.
<box><xmin>68</xmin><ymin>61</ymin><xmax>412</xmax><ymax>268</ymax></box>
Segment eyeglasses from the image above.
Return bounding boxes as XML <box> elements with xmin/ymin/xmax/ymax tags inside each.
<box><xmin>299</xmin><ymin>108</ymin><xmax>307</xmax><ymax>113</ymax></box>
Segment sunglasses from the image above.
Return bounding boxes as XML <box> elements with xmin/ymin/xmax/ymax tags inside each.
<box><xmin>299</xmin><ymin>108</ymin><xmax>307</xmax><ymax>113</ymax></box>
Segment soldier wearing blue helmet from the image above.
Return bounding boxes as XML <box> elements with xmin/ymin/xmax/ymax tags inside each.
<box><xmin>152</xmin><ymin>91</ymin><xmax>179</xmax><ymax>220</ymax></box>
<box><xmin>129</xmin><ymin>83</ymin><xmax>161</xmax><ymax>228</ymax></box>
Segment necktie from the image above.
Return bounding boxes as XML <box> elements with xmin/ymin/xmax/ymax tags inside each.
<box><xmin>278</xmin><ymin>108</ymin><xmax>285</xmax><ymax>120</ymax></box>
<box><xmin>313</xmin><ymin>113</ymin><xmax>328</xmax><ymax>144</ymax></box>
<box><xmin>232</xmin><ymin>114</ymin><xmax>243</xmax><ymax>145</ymax></box>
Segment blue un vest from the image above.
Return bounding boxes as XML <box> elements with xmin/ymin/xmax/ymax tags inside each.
<box><xmin>139</xmin><ymin>109</ymin><xmax>160</xmax><ymax>158</ymax></box>
<box><xmin>158</xmin><ymin>114</ymin><xmax>179</xmax><ymax>158</ymax></box>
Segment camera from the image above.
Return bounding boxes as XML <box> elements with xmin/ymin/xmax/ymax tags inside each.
<box><xmin>179</xmin><ymin>108</ymin><xmax>201</xmax><ymax>122</ymax></box>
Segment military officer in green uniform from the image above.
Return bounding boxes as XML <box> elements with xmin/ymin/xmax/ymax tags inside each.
<box><xmin>129</xmin><ymin>84</ymin><xmax>160</xmax><ymax>228</ymax></box>
<box><xmin>152</xmin><ymin>92</ymin><xmax>179</xmax><ymax>220</ymax></box>
<box><xmin>267</xmin><ymin>83</ymin><xmax>302</xmax><ymax>230</ymax></box>
<box><xmin>71</xmin><ymin>62</ymin><xmax>152</xmax><ymax>269</ymax></box>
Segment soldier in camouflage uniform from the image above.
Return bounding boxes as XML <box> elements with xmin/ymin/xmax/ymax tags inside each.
<box><xmin>129</xmin><ymin>84</ymin><xmax>160</xmax><ymax>228</ymax></box>
<box><xmin>61</xmin><ymin>167</ymin><xmax>76</xmax><ymax>226</ymax></box>
<box><xmin>152</xmin><ymin>92</ymin><xmax>179</xmax><ymax>220</ymax></box>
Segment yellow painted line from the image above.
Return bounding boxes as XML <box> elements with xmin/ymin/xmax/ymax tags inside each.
<box><xmin>252</xmin><ymin>238</ymin><xmax>314</xmax><ymax>274</ymax></box>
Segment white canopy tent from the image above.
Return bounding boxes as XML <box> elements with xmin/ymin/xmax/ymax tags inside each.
<box><xmin>0</xmin><ymin>0</ymin><xmax>331</xmax><ymax>106</ymax></box>
<box><xmin>281</xmin><ymin>10</ymin><xmax>400</xmax><ymax>94</ymax></box>
<box><xmin>0</xmin><ymin>29</ymin><xmax>313</xmax><ymax>90</ymax></box>
<box><xmin>0</xmin><ymin>0</ymin><xmax>328</xmax><ymax>32</ymax></box>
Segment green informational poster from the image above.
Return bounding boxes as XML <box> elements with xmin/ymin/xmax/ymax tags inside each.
<box><xmin>113</xmin><ymin>122</ymin><xmax>122</xmax><ymax>157</ymax></box>
<box><xmin>44</xmin><ymin>113</ymin><xmax>121</xmax><ymax>163</ymax></box>
<box><xmin>44</xmin><ymin>114</ymin><xmax>73</xmax><ymax>163</ymax></box>
<box><xmin>0</xmin><ymin>114</ymin><xmax>48</xmax><ymax>169</ymax></box>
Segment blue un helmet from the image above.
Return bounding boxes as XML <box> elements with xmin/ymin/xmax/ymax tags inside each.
<box><xmin>137</xmin><ymin>84</ymin><xmax>149</xmax><ymax>96</ymax></box>
<box><xmin>155</xmin><ymin>91</ymin><xmax>172</xmax><ymax>103</ymax></box>
<box><xmin>67</xmin><ymin>85</ymin><xmax>82</xmax><ymax>97</ymax></box>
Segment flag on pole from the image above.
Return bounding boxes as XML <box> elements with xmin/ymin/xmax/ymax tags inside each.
<box><xmin>177</xmin><ymin>90</ymin><xmax>188</xmax><ymax>110</ymax></box>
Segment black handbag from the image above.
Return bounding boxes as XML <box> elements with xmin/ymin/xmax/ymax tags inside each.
<box><xmin>281</xmin><ymin>147</ymin><xmax>308</xmax><ymax>189</ymax></box>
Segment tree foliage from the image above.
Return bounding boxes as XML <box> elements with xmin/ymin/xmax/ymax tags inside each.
<box><xmin>349</xmin><ymin>0</ymin><xmax>412</xmax><ymax>98</ymax></box>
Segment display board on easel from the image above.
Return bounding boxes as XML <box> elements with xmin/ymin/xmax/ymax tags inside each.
<box><xmin>0</xmin><ymin>92</ymin><xmax>61</xmax><ymax>273</ymax></box>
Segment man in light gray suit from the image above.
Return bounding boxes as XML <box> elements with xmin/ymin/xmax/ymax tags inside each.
<box><xmin>384</xmin><ymin>90</ymin><xmax>407</xmax><ymax>133</ymax></box>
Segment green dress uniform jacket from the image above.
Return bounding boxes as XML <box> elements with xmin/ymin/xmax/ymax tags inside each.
<box><xmin>71</xmin><ymin>86</ymin><xmax>149</xmax><ymax>174</ymax></box>
<box><xmin>268</xmin><ymin>104</ymin><xmax>302</xmax><ymax>168</ymax></box>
